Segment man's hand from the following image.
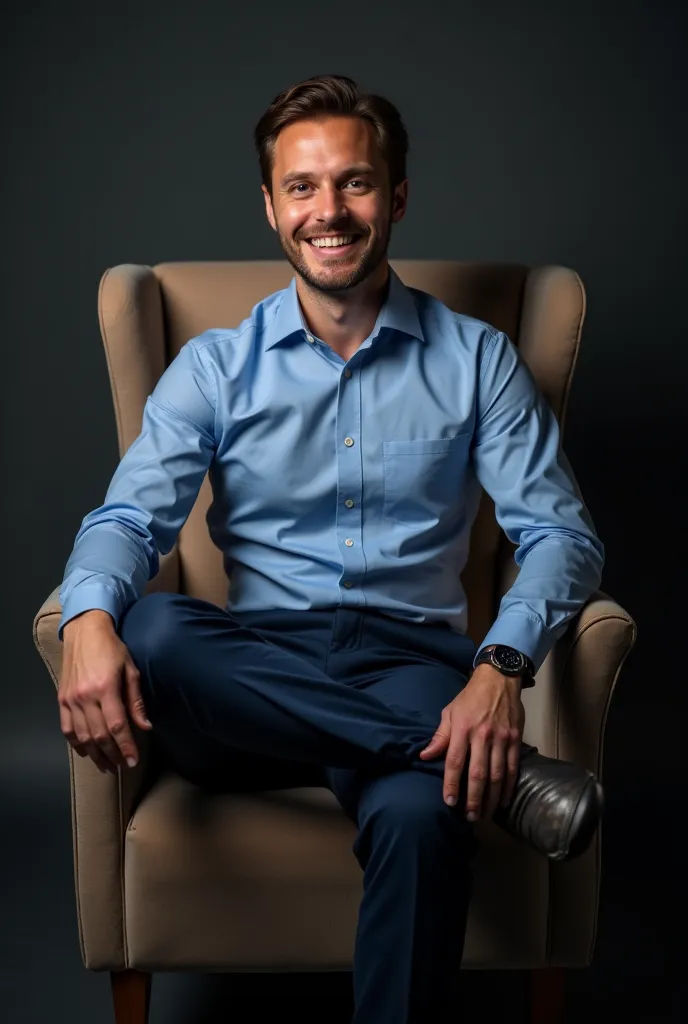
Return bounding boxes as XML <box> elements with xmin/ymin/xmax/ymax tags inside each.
<box><xmin>58</xmin><ymin>610</ymin><xmax>153</xmax><ymax>774</ymax></box>
<box><xmin>419</xmin><ymin>665</ymin><xmax>525</xmax><ymax>820</ymax></box>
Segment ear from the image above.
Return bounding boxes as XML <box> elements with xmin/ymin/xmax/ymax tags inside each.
<box><xmin>262</xmin><ymin>185</ymin><xmax>277</xmax><ymax>232</ymax></box>
<box><xmin>391</xmin><ymin>178</ymin><xmax>409</xmax><ymax>224</ymax></box>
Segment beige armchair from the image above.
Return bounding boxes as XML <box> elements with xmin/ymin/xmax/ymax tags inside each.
<box><xmin>33</xmin><ymin>260</ymin><xmax>636</xmax><ymax>1024</ymax></box>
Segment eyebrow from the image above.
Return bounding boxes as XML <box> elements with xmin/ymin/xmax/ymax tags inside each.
<box><xmin>279</xmin><ymin>164</ymin><xmax>376</xmax><ymax>189</ymax></box>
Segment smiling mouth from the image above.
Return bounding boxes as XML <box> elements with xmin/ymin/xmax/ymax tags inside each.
<box><xmin>302</xmin><ymin>233</ymin><xmax>363</xmax><ymax>256</ymax></box>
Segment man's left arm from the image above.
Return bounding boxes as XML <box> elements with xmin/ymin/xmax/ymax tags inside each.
<box><xmin>420</xmin><ymin>329</ymin><xmax>604</xmax><ymax>817</ymax></box>
<box><xmin>471</xmin><ymin>328</ymin><xmax>605</xmax><ymax>669</ymax></box>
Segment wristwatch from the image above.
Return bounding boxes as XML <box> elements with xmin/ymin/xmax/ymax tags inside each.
<box><xmin>474</xmin><ymin>645</ymin><xmax>535</xmax><ymax>688</ymax></box>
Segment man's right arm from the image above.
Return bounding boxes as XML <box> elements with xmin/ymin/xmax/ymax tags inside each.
<box><xmin>57</xmin><ymin>337</ymin><xmax>217</xmax><ymax>773</ymax></box>
<box><xmin>58</xmin><ymin>337</ymin><xmax>217</xmax><ymax>640</ymax></box>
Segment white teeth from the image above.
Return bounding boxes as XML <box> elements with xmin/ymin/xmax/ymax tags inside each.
<box><xmin>310</xmin><ymin>235</ymin><xmax>355</xmax><ymax>247</ymax></box>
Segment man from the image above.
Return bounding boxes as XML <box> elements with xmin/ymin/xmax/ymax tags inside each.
<box><xmin>57</xmin><ymin>74</ymin><xmax>605</xmax><ymax>1023</ymax></box>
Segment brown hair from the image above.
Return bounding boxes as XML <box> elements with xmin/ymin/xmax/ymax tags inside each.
<box><xmin>254</xmin><ymin>74</ymin><xmax>409</xmax><ymax>194</ymax></box>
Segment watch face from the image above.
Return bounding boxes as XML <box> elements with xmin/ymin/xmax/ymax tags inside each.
<box><xmin>494</xmin><ymin>646</ymin><xmax>525</xmax><ymax>673</ymax></box>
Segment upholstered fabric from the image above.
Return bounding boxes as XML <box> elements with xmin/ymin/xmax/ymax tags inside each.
<box><xmin>33</xmin><ymin>261</ymin><xmax>636</xmax><ymax>972</ymax></box>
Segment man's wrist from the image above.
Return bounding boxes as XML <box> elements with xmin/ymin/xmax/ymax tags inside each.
<box><xmin>63</xmin><ymin>609</ymin><xmax>116</xmax><ymax>640</ymax></box>
<box><xmin>474</xmin><ymin>644</ymin><xmax>535</xmax><ymax>688</ymax></box>
<box><xmin>470</xmin><ymin>661</ymin><xmax>523</xmax><ymax>691</ymax></box>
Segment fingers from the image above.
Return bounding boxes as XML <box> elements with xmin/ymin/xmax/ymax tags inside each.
<box><xmin>442</xmin><ymin>729</ymin><xmax>469</xmax><ymax>808</ymax></box>
<box><xmin>464</xmin><ymin>737</ymin><xmax>489</xmax><ymax>822</ymax></box>
<box><xmin>58</xmin><ymin>704</ymin><xmax>87</xmax><ymax>759</ymax></box>
<box><xmin>70</xmin><ymin>704</ymin><xmax>119</xmax><ymax>774</ymax></box>
<box><xmin>501</xmin><ymin>729</ymin><xmax>522</xmax><ymax>808</ymax></box>
<box><xmin>59</xmin><ymin>701</ymin><xmax>107</xmax><ymax>769</ymax></box>
<box><xmin>420</xmin><ymin>712</ymin><xmax>451</xmax><ymax>759</ymax></box>
<box><xmin>483</xmin><ymin>734</ymin><xmax>508</xmax><ymax>819</ymax></box>
<box><xmin>124</xmin><ymin>662</ymin><xmax>153</xmax><ymax>732</ymax></box>
<box><xmin>99</xmin><ymin>690</ymin><xmax>140</xmax><ymax>768</ymax></box>
<box><xmin>57</xmin><ymin>629</ymin><xmax>147</xmax><ymax>775</ymax></box>
<box><xmin>59</xmin><ymin>676</ymin><xmax>142</xmax><ymax>773</ymax></box>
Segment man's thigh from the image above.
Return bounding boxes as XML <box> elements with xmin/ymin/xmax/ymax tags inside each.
<box><xmin>324</xmin><ymin>659</ymin><xmax>469</xmax><ymax>823</ymax></box>
<box><xmin>136</xmin><ymin>602</ymin><xmax>333</xmax><ymax>794</ymax></box>
<box><xmin>355</xmin><ymin>660</ymin><xmax>468</xmax><ymax>717</ymax></box>
<box><xmin>149</xmin><ymin>720</ymin><xmax>326</xmax><ymax>794</ymax></box>
<box><xmin>147</xmin><ymin>605</ymin><xmax>470</xmax><ymax>798</ymax></box>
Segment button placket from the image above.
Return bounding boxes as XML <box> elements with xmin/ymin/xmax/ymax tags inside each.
<box><xmin>337</xmin><ymin>363</ymin><xmax>363</xmax><ymax>601</ymax></box>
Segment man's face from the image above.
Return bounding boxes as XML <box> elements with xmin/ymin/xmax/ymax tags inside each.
<box><xmin>263</xmin><ymin>116</ymin><xmax>407</xmax><ymax>293</ymax></box>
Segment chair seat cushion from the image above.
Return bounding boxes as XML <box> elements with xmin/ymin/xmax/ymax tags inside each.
<box><xmin>124</xmin><ymin>772</ymin><xmax>553</xmax><ymax>971</ymax></box>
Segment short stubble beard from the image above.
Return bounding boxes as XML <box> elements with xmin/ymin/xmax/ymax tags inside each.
<box><xmin>275</xmin><ymin>207</ymin><xmax>393</xmax><ymax>294</ymax></box>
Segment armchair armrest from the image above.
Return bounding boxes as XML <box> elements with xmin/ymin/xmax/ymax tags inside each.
<box><xmin>32</xmin><ymin>552</ymin><xmax>179</xmax><ymax>969</ymax></box>
<box><xmin>521</xmin><ymin>592</ymin><xmax>636</xmax><ymax>966</ymax></box>
<box><xmin>521</xmin><ymin>591</ymin><xmax>637</xmax><ymax>778</ymax></box>
<box><xmin>33</xmin><ymin>586</ymin><xmax>149</xmax><ymax>969</ymax></box>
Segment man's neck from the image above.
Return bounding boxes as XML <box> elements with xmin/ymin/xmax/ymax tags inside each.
<box><xmin>295</xmin><ymin>261</ymin><xmax>389</xmax><ymax>361</ymax></box>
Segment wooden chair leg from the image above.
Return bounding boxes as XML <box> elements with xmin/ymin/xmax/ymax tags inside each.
<box><xmin>530</xmin><ymin>967</ymin><xmax>565</xmax><ymax>1024</ymax></box>
<box><xmin>111</xmin><ymin>969</ymin><xmax>152</xmax><ymax>1024</ymax></box>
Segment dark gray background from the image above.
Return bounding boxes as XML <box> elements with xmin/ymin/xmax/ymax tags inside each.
<box><xmin>2</xmin><ymin>0</ymin><xmax>686</xmax><ymax>1021</ymax></box>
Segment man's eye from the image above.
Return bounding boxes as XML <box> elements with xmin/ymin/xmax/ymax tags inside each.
<box><xmin>346</xmin><ymin>180</ymin><xmax>367</xmax><ymax>189</ymax></box>
<box><xmin>292</xmin><ymin>183</ymin><xmax>312</xmax><ymax>193</ymax></box>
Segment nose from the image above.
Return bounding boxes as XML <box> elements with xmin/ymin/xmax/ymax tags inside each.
<box><xmin>314</xmin><ymin>183</ymin><xmax>347</xmax><ymax>225</ymax></box>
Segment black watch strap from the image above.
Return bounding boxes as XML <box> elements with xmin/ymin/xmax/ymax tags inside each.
<box><xmin>475</xmin><ymin>645</ymin><xmax>535</xmax><ymax>686</ymax></box>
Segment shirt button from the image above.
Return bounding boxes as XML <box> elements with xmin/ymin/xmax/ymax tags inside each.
<box><xmin>343</xmin><ymin>369</ymin><xmax>352</xmax><ymax>378</ymax></box>
<box><xmin>345</xmin><ymin>538</ymin><xmax>354</xmax><ymax>547</ymax></box>
<box><xmin>344</xmin><ymin>436</ymin><xmax>355</xmax><ymax>447</ymax></box>
<box><xmin>343</xmin><ymin>581</ymin><xmax>353</xmax><ymax>589</ymax></box>
<box><xmin>306</xmin><ymin>334</ymin><xmax>315</xmax><ymax>344</ymax></box>
<box><xmin>344</xmin><ymin>499</ymin><xmax>355</xmax><ymax>508</ymax></box>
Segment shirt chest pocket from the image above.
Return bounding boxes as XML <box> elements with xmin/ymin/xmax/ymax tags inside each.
<box><xmin>382</xmin><ymin>433</ymin><xmax>472</xmax><ymax>527</ymax></box>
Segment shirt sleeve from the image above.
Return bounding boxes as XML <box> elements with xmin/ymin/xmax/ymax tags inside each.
<box><xmin>471</xmin><ymin>329</ymin><xmax>605</xmax><ymax>672</ymax></box>
<box><xmin>58</xmin><ymin>338</ymin><xmax>217</xmax><ymax>640</ymax></box>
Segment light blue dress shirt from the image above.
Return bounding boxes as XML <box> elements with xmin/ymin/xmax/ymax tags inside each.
<box><xmin>59</xmin><ymin>268</ymin><xmax>604</xmax><ymax>670</ymax></box>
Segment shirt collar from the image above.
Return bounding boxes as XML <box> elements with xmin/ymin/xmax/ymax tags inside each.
<box><xmin>263</xmin><ymin>266</ymin><xmax>425</xmax><ymax>350</ymax></box>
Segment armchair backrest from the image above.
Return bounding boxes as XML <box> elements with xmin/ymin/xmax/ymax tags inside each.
<box><xmin>97</xmin><ymin>260</ymin><xmax>585</xmax><ymax>645</ymax></box>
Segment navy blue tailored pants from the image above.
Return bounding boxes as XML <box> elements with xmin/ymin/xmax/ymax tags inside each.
<box><xmin>119</xmin><ymin>593</ymin><xmax>479</xmax><ymax>1024</ymax></box>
